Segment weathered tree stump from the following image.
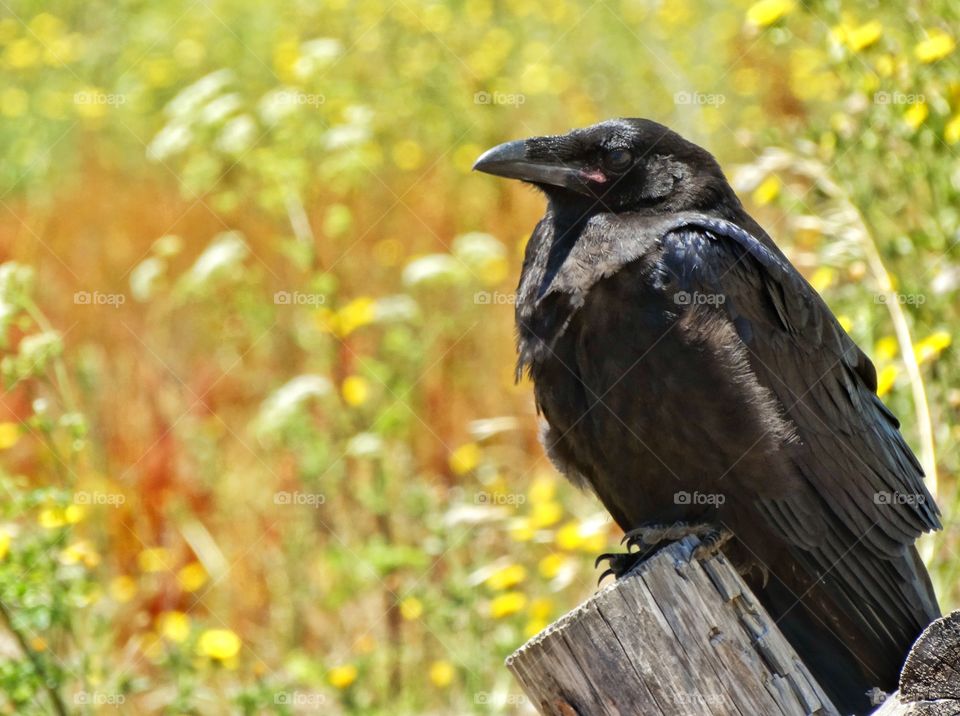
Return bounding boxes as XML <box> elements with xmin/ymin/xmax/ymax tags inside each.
<box><xmin>506</xmin><ymin>536</ymin><xmax>839</xmax><ymax>716</ymax></box>
<box><xmin>869</xmin><ymin>610</ymin><xmax>960</xmax><ymax>716</ymax></box>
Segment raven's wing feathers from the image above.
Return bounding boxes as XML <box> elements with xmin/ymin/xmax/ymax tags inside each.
<box><xmin>657</xmin><ymin>216</ymin><xmax>940</xmax><ymax>651</ymax></box>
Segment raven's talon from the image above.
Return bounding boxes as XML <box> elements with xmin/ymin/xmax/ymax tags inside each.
<box><xmin>690</xmin><ymin>527</ymin><xmax>734</xmax><ymax>561</ymax></box>
<box><xmin>594</xmin><ymin>549</ymin><xmax>652</xmax><ymax>583</ymax></box>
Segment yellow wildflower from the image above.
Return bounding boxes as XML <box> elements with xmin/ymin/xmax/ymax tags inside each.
<box><xmin>746</xmin><ymin>0</ymin><xmax>794</xmax><ymax>27</ymax></box>
<box><xmin>809</xmin><ymin>266</ymin><xmax>836</xmax><ymax>293</ymax></box>
<box><xmin>842</xmin><ymin>21</ymin><xmax>883</xmax><ymax>52</ymax></box>
<box><xmin>877</xmin><ymin>365</ymin><xmax>899</xmax><ymax>397</ymax></box>
<box><xmin>490</xmin><ymin>591</ymin><xmax>527</xmax><ymax>618</ymax></box>
<box><xmin>486</xmin><ymin>564</ymin><xmax>527</xmax><ymax>590</ymax></box>
<box><xmin>158</xmin><ymin>611</ymin><xmax>191</xmax><ymax>643</ymax></box>
<box><xmin>524</xmin><ymin>618</ymin><xmax>548</xmax><ymax>638</ymax></box>
<box><xmin>341</xmin><ymin>376</ymin><xmax>370</xmax><ymax>406</ymax></box>
<box><xmin>945</xmin><ymin>115</ymin><xmax>960</xmax><ymax>145</ymax></box>
<box><xmin>875</xmin><ymin>336</ymin><xmax>899</xmax><ymax>361</ymax></box>
<box><xmin>752</xmin><ymin>175</ymin><xmax>781</xmax><ymax>206</ymax></box>
<box><xmin>138</xmin><ymin>547</ymin><xmax>172</xmax><ymax>573</ymax></box>
<box><xmin>335</xmin><ymin>297</ymin><xmax>376</xmax><ymax>337</ymax></box>
<box><xmin>177</xmin><ymin>562</ymin><xmax>208</xmax><ymax>592</ymax></box>
<box><xmin>528</xmin><ymin>474</ymin><xmax>556</xmax><ymax>504</ymax></box>
<box><xmin>0</xmin><ymin>422</ymin><xmax>19</xmax><ymax>450</ymax></box>
<box><xmin>0</xmin><ymin>529</ymin><xmax>11</xmax><ymax>560</ymax></box>
<box><xmin>449</xmin><ymin>443</ymin><xmax>481</xmax><ymax>475</ymax></box>
<box><xmin>915</xmin><ymin>29</ymin><xmax>955</xmax><ymax>64</ymax></box>
<box><xmin>429</xmin><ymin>660</ymin><xmax>455</xmax><ymax>688</ymax></box>
<box><xmin>538</xmin><ymin>553</ymin><xmax>568</xmax><ymax>579</ymax></box>
<box><xmin>904</xmin><ymin>102</ymin><xmax>928</xmax><ymax>131</ymax></box>
<box><xmin>915</xmin><ymin>331</ymin><xmax>951</xmax><ymax>364</ymax></box>
<box><xmin>529</xmin><ymin>501</ymin><xmax>563</xmax><ymax>529</ymax></box>
<box><xmin>399</xmin><ymin>596</ymin><xmax>423</xmax><ymax>620</ymax></box>
<box><xmin>328</xmin><ymin>664</ymin><xmax>358</xmax><ymax>689</ymax></box>
<box><xmin>38</xmin><ymin>507</ymin><xmax>67</xmax><ymax>529</ymax></box>
<box><xmin>556</xmin><ymin>519</ymin><xmax>608</xmax><ymax>552</ymax></box>
<box><xmin>197</xmin><ymin>628</ymin><xmax>241</xmax><ymax>660</ymax></box>
<box><xmin>531</xmin><ymin>597</ymin><xmax>554</xmax><ymax>620</ymax></box>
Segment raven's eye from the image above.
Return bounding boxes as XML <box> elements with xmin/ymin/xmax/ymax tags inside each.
<box><xmin>603</xmin><ymin>148</ymin><xmax>634</xmax><ymax>172</ymax></box>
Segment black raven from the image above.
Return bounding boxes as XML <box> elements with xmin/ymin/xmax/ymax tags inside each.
<box><xmin>474</xmin><ymin>119</ymin><xmax>940</xmax><ymax>715</ymax></box>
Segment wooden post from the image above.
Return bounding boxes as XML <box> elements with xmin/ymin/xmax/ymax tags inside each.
<box><xmin>869</xmin><ymin>610</ymin><xmax>960</xmax><ymax>716</ymax></box>
<box><xmin>506</xmin><ymin>536</ymin><xmax>840</xmax><ymax>716</ymax></box>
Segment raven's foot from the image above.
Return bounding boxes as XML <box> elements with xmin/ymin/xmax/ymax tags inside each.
<box><xmin>622</xmin><ymin>521</ymin><xmax>716</xmax><ymax>550</ymax></box>
<box><xmin>595</xmin><ymin>521</ymin><xmax>725</xmax><ymax>583</ymax></box>
<box><xmin>690</xmin><ymin>526</ymin><xmax>734</xmax><ymax>561</ymax></box>
<box><xmin>595</xmin><ymin>545</ymin><xmax>659</xmax><ymax>582</ymax></box>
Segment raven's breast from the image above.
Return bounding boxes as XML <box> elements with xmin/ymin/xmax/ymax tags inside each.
<box><xmin>530</xmin><ymin>258</ymin><xmax>799</xmax><ymax>532</ymax></box>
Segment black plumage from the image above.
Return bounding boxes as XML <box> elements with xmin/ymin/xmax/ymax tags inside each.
<box><xmin>474</xmin><ymin>119</ymin><xmax>940</xmax><ymax>715</ymax></box>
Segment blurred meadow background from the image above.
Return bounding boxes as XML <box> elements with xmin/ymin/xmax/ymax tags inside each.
<box><xmin>0</xmin><ymin>0</ymin><xmax>958</xmax><ymax>713</ymax></box>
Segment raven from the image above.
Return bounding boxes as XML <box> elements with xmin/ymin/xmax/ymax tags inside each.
<box><xmin>474</xmin><ymin>119</ymin><xmax>940</xmax><ymax>715</ymax></box>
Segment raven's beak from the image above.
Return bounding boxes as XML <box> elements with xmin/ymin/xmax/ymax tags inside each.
<box><xmin>473</xmin><ymin>139</ymin><xmax>583</xmax><ymax>191</ymax></box>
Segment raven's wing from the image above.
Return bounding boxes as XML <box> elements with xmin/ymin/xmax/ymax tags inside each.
<box><xmin>658</xmin><ymin>216</ymin><xmax>940</xmax><ymax>653</ymax></box>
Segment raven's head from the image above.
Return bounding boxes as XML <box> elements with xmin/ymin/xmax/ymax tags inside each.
<box><xmin>473</xmin><ymin>118</ymin><xmax>739</xmax><ymax>216</ymax></box>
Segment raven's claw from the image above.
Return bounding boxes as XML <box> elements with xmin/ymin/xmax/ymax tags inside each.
<box><xmin>597</xmin><ymin>521</ymin><xmax>733</xmax><ymax>583</ymax></box>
